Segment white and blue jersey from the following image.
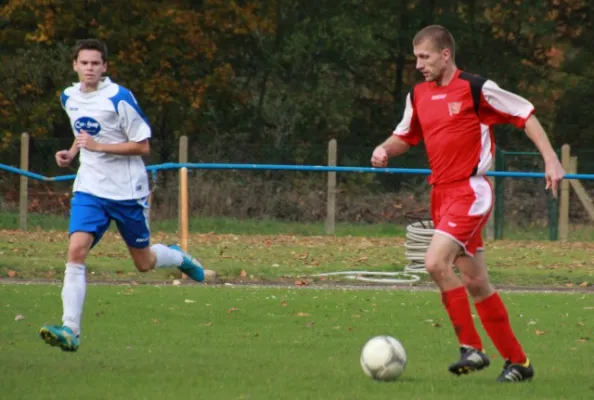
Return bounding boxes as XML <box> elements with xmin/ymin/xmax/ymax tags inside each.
<box><xmin>61</xmin><ymin>77</ymin><xmax>151</xmax><ymax>248</ymax></box>
<box><xmin>61</xmin><ymin>77</ymin><xmax>151</xmax><ymax>201</ymax></box>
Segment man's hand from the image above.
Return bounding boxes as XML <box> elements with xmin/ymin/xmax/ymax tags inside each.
<box><xmin>544</xmin><ymin>157</ymin><xmax>565</xmax><ymax>199</ymax></box>
<box><xmin>55</xmin><ymin>150</ymin><xmax>74</xmax><ymax>167</ymax></box>
<box><xmin>371</xmin><ymin>146</ymin><xmax>389</xmax><ymax>167</ymax></box>
<box><xmin>76</xmin><ymin>130</ymin><xmax>100</xmax><ymax>151</ymax></box>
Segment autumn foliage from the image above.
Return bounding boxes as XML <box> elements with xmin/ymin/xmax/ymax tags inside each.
<box><xmin>0</xmin><ymin>0</ymin><xmax>592</xmax><ymax>164</ymax></box>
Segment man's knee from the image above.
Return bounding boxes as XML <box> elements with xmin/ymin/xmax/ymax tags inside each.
<box><xmin>68</xmin><ymin>233</ymin><xmax>94</xmax><ymax>263</ymax></box>
<box><xmin>425</xmin><ymin>251</ymin><xmax>454</xmax><ymax>276</ymax></box>
<box><xmin>129</xmin><ymin>247</ymin><xmax>154</xmax><ymax>272</ymax></box>
<box><xmin>458</xmin><ymin>255</ymin><xmax>493</xmax><ymax>299</ymax></box>
<box><xmin>462</xmin><ymin>273</ymin><xmax>489</xmax><ymax>295</ymax></box>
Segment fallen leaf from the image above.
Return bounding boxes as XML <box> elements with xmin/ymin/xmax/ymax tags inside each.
<box><xmin>577</xmin><ymin>337</ymin><xmax>590</xmax><ymax>343</ymax></box>
<box><xmin>579</xmin><ymin>282</ymin><xmax>590</xmax><ymax>287</ymax></box>
<box><xmin>202</xmin><ymin>322</ymin><xmax>213</xmax><ymax>327</ymax></box>
<box><xmin>184</xmin><ymin>299</ymin><xmax>195</xmax><ymax>303</ymax></box>
<box><xmin>295</xmin><ymin>279</ymin><xmax>308</xmax><ymax>286</ymax></box>
<box><xmin>296</xmin><ymin>312</ymin><xmax>310</xmax><ymax>317</ymax></box>
<box><xmin>306</xmin><ymin>321</ymin><xmax>315</xmax><ymax>328</ymax></box>
<box><xmin>14</xmin><ymin>314</ymin><xmax>25</xmax><ymax>321</ymax></box>
<box><xmin>227</xmin><ymin>307</ymin><xmax>239</xmax><ymax>314</ymax></box>
<box><xmin>172</xmin><ymin>279</ymin><xmax>181</xmax><ymax>286</ymax></box>
<box><xmin>281</xmin><ymin>301</ymin><xmax>287</xmax><ymax>307</ymax></box>
<box><xmin>152</xmin><ymin>318</ymin><xmax>159</xmax><ymax>324</ymax></box>
<box><xmin>535</xmin><ymin>330</ymin><xmax>546</xmax><ymax>335</ymax></box>
<box><xmin>7</xmin><ymin>270</ymin><xmax>17</xmax><ymax>278</ymax></box>
<box><xmin>240</xmin><ymin>270</ymin><xmax>248</xmax><ymax>278</ymax></box>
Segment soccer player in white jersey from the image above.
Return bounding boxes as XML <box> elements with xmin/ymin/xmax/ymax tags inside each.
<box><xmin>40</xmin><ymin>39</ymin><xmax>207</xmax><ymax>352</ymax></box>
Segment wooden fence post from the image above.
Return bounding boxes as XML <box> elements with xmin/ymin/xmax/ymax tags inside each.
<box><xmin>178</xmin><ymin>135</ymin><xmax>188</xmax><ymax>234</ymax></box>
<box><xmin>558</xmin><ymin>144</ymin><xmax>571</xmax><ymax>241</ymax></box>
<box><xmin>19</xmin><ymin>133</ymin><xmax>30</xmax><ymax>231</ymax></box>
<box><xmin>326</xmin><ymin>139</ymin><xmax>337</xmax><ymax>235</ymax></box>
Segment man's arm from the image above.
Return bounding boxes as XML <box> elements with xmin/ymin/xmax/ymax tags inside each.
<box><xmin>379</xmin><ymin>135</ymin><xmax>411</xmax><ymax>158</ymax></box>
<box><xmin>371</xmin><ymin>91</ymin><xmax>421</xmax><ymax>167</ymax></box>
<box><xmin>93</xmin><ymin>139</ymin><xmax>150</xmax><ymax>156</ymax></box>
<box><xmin>75</xmin><ymin>131</ymin><xmax>150</xmax><ymax>156</ymax></box>
<box><xmin>523</xmin><ymin>115</ymin><xmax>557</xmax><ymax>162</ymax></box>
<box><xmin>478</xmin><ymin>81</ymin><xmax>565</xmax><ymax>197</ymax></box>
<box><xmin>67</xmin><ymin>139</ymin><xmax>80</xmax><ymax>158</ymax></box>
<box><xmin>524</xmin><ymin>115</ymin><xmax>565</xmax><ymax>197</ymax></box>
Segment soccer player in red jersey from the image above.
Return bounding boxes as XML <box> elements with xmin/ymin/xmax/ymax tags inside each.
<box><xmin>371</xmin><ymin>25</ymin><xmax>565</xmax><ymax>382</ymax></box>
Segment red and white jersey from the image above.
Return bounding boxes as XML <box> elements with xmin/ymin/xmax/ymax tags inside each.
<box><xmin>393</xmin><ymin>69</ymin><xmax>535</xmax><ymax>185</ymax></box>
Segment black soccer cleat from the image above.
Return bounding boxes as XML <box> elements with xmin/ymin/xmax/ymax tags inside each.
<box><xmin>496</xmin><ymin>359</ymin><xmax>534</xmax><ymax>382</ymax></box>
<box><xmin>448</xmin><ymin>347</ymin><xmax>491</xmax><ymax>376</ymax></box>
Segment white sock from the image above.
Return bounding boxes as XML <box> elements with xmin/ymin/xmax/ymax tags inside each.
<box><xmin>61</xmin><ymin>263</ymin><xmax>86</xmax><ymax>337</ymax></box>
<box><xmin>151</xmin><ymin>244</ymin><xmax>184</xmax><ymax>268</ymax></box>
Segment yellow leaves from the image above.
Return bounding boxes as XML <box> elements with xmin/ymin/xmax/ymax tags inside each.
<box><xmin>203</xmin><ymin>0</ymin><xmax>276</xmax><ymax>35</ymax></box>
<box><xmin>19</xmin><ymin>84</ymin><xmax>43</xmax><ymax>95</ymax></box>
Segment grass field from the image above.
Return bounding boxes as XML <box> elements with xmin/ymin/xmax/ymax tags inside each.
<box><xmin>0</xmin><ymin>215</ymin><xmax>593</xmax><ymax>399</ymax></box>
<box><xmin>0</xmin><ymin>226</ymin><xmax>593</xmax><ymax>287</ymax></box>
<box><xmin>1</xmin><ymin>285</ymin><xmax>592</xmax><ymax>400</ymax></box>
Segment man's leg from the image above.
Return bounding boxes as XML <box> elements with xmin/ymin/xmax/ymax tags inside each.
<box><xmin>112</xmin><ymin>197</ymin><xmax>206</xmax><ymax>282</ymax></box>
<box><xmin>40</xmin><ymin>193</ymin><xmax>109</xmax><ymax>352</ymax></box>
<box><xmin>455</xmin><ymin>251</ymin><xmax>534</xmax><ymax>382</ymax></box>
<box><xmin>424</xmin><ymin>233</ymin><xmax>489</xmax><ymax>375</ymax></box>
<box><xmin>127</xmin><ymin>244</ymin><xmax>205</xmax><ymax>282</ymax></box>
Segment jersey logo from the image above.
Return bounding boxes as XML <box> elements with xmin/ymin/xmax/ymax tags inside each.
<box><xmin>432</xmin><ymin>94</ymin><xmax>447</xmax><ymax>100</ymax></box>
<box><xmin>74</xmin><ymin>117</ymin><xmax>102</xmax><ymax>136</ymax></box>
<box><xmin>448</xmin><ymin>101</ymin><xmax>462</xmax><ymax>116</ymax></box>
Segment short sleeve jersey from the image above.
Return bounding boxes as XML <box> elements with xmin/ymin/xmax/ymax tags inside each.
<box><xmin>393</xmin><ymin>69</ymin><xmax>535</xmax><ymax>185</ymax></box>
<box><xmin>61</xmin><ymin>77</ymin><xmax>151</xmax><ymax>200</ymax></box>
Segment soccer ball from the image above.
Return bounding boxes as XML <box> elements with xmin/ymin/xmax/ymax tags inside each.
<box><xmin>360</xmin><ymin>335</ymin><xmax>407</xmax><ymax>381</ymax></box>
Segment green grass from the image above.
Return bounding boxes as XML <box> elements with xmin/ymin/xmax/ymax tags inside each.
<box><xmin>0</xmin><ymin>211</ymin><xmax>407</xmax><ymax>237</ymax></box>
<box><xmin>1</xmin><ymin>285</ymin><xmax>592</xmax><ymax>400</ymax></box>
<box><xmin>3</xmin><ymin>211</ymin><xmax>594</xmax><ymax>241</ymax></box>
<box><xmin>1</xmin><ymin>229</ymin><xmax>593</xmax><ymax>288</ymax></box>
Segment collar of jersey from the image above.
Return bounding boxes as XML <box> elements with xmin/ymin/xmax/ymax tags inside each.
<box><xmin>74</xmin><ymin>77</ymin><xmax>112</xmax><ymax>93</ymax></box>
<box><xmin>430</xmin><ymin>68</ymin><xmax>461</xmax><ymax>89</ymax></box>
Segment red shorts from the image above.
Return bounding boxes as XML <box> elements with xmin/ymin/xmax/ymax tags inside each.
<box><xmin>431</xmin><ymin>176</ymin><xmax>493</xmax><ymax>256</ymax></box>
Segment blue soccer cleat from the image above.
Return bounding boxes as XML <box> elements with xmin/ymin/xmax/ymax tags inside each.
<box><xmin>39</xmin><ymin>325</ymin><xmax>80</xmax><ymax>352</ymax></box>
<box><xmin>169</xmin><ymin>244</ymin><xmax>205</xmax><ymax>282</ymax></box>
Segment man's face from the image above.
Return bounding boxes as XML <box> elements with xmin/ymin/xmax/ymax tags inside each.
<box><xmin>73</xmin><ymin>49</ymin><xmax>107</xmax><ymax>87</ymax></box>
<box><xmin>413</xmin><ymin>40</ymin><xmax>449</xmax><ymax>82</ymax></box>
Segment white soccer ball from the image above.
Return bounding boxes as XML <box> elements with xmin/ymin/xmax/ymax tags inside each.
<box><xmin>360</xmin><ymin>335</ymin><xmax>407</xmax><ymax>381</ymax></box>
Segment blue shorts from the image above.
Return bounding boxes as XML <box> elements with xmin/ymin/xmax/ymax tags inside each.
<box><xmin>69</xmin><ymin>192</ymin><xmax>150</xmax><ymax>249</ymax></box>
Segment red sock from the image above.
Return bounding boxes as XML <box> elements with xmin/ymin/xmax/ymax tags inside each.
<box><xmin>475</xmin><ymin>292</ymin><xmax>527</xmax><ymax>364</ymax></box>
<box><xmin>441</xmin><ymin>286</ymin><xmax>483</xmax><ymax>350</ymax></box>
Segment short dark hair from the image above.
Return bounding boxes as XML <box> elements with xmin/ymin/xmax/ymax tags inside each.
<box><xmin>413</xmin><ymin>25</ymin><xmax>456</xmax><ymax>60</ymax></box>
<box><xmin>72</xmin><ymin>39</ymin><xmax>108</xmax><ymax>62</ymax></box>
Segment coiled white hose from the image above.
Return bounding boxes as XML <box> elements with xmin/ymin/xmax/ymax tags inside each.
<box><xmin>403</xmin><ymin>220</ymin><xmax>434</xmax><ymax>274</ymax></box>
<box><xmin>314</xmin><ymin>220</ymin><xmax>434</xmax><ymax>284</ymax></box>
